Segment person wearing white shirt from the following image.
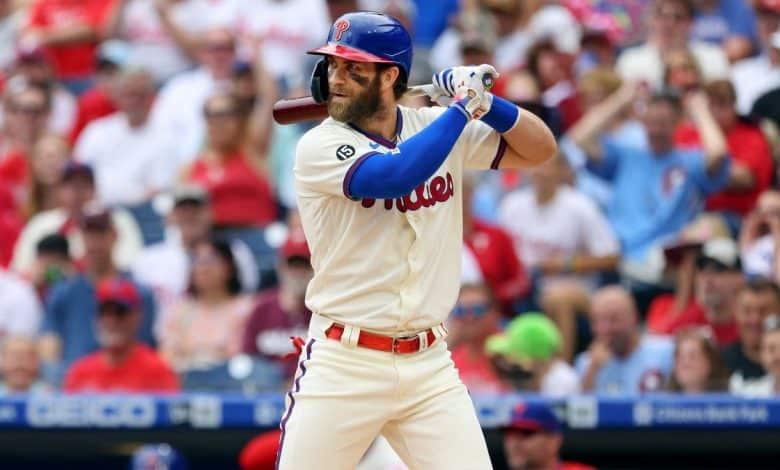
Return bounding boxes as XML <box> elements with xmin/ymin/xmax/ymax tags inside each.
<box><xmin>617</xmin><ymin>0</ymin><xmax>729</xmax><ymax>90</ymax></box>
<box><xmin>498</xmin><ymin>154</ymin><xmax>620</xmax><ymax>361</ymax></box>
<box><xmin>150</xmin><ymin>28</ymin><xmax>235</xmax><ymax>165</ymax></box>
<box><xmin>237</xmin><ymin>0</ymin><xmax>330</xmax><ymax>89</ymax></box>
<box><xmin>730</xmin><ymin>3</ymin><xmax>780</xmax><ymax>115</ymax></box>
<box><xmin>75</xmin><ymin>68</ymin><xmax>179</xmax><ymax>207</ymax></box>
<box><xmin>0</xmin><ymin>269</ymin><xmax>42</xmax><ymax>342</ymax></box>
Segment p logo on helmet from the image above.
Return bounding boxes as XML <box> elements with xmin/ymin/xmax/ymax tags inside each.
<box><xmin>307</xmin><ymin>12</ymin><xmax>413</xmax><ymax>104</ymax></box>
<box><xmin>334</xmin><ymin>19</ymin><xmax>350</xmax><ymax>41</ymax></box>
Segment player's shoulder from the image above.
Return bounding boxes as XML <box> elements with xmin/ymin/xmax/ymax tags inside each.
<box><xmin>297</xmin><ymin>118</ymin><xmax>359</xmax><ymax>151</ymax></box>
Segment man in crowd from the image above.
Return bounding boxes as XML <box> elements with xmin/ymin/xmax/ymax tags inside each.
<box><xmin>724</xmin><ymin>279</ymin><xmax>780</xmax><ymax>390</ymax></box>
<box><xmin>502</xmin><ymin>401</ymin><xmax>595</xmax><ymax>470</ymax></box>
<box><xmin>576</xmin><ymin>285</ymin><xmax>674</xmax><ymax>394</ymax></box>
<box><xmin>568</xmin><ymin>84</ymin><xmax>730</xmax><ymax>285</ymax></box>
<box><xmin>39</xmin><ymin>204</ymin><xmax>156</xmax><ymax>383</ymax></box>
<box><xmin>63</xmin><ymin>277</ymin><xmax>179</xmax><ymax>393</ymax></box>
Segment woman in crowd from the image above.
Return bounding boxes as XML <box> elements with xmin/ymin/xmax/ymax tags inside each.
<box><xmin>159</xmin><ymin>237</ymin><xmax>253</xmax><ymax>372</ymax></box>
<box><xmin>25</xmin><ymin>134</ymin><xmax>69</xmax><ymax>217</ymax></box>
<box><xmin>667</xmin><ymin>329</ymin><xmax>730</xmax><ymax>393</ymax></box>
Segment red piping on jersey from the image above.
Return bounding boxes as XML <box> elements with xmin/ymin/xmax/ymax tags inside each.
<box><xmin>490</xmin><ymin>137</ymin><xmax>508</xmax><ymax>170</ymax></box>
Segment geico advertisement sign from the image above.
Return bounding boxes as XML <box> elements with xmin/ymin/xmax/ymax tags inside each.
<box><xmin>26</xmin><ymin>396</ymin><xmax>156</xmax><ymax>428</ymax></box>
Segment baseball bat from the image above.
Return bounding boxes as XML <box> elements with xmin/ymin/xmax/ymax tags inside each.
<box><xmin>272</xmin><ymin>85</ymin><xmax>433</xmax><ymax>125</ymax></box>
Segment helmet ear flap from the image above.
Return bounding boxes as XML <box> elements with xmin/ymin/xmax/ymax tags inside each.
<box><xmin>310</xmin><ymin>59</ymin><xmax>329</xmax><ymax>104</ymax></box>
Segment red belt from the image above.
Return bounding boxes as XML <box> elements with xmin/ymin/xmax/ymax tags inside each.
<box><xmin>325</xmin><ymin>324</ymin><xmax>438</xmax><ymax>354</ymax></box>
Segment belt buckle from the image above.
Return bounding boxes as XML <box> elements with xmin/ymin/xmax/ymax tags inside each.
<box><xmin>392</xmin><ymin>335</ymin><xmax>415</xmax><ymax>353</ymax></box>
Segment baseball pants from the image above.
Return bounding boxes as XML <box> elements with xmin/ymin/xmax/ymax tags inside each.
<box><xmin>275</xmin><ymin>314</ymin><xmax>492</xmax><ymax>469</ymax></box>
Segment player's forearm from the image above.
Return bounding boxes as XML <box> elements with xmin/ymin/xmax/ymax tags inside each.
<box><xmin>347</xmin><ymin>104</ymin><xmax>470</xmax><ymax>199</ymax></box>
<box><xmin>480</xmin><ymin>95</ymin><xmax>556</xmax><ymax>169</ymax></box>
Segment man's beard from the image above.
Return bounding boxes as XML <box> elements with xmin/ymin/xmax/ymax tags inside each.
<box><xmin>327</xmin><ymin>75</ymin><xmax>382</xmax><ymax>123</ymax></box>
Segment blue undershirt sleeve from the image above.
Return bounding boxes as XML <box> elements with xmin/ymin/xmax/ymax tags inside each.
<box><xmin>345</xmin><ymin>106</ymin><xmax>469</xmax><ymax>199</ymax></box>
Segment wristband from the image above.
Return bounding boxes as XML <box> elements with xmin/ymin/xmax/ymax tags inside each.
<box><xmin>481</xmin><ymin>94</ymin><xmax>520</xmax><ymax>133</ymax></box>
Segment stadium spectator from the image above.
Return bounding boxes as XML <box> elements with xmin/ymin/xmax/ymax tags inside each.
<box><xmin>750</xmin><ymin>29</ymin><xmax>780</xmax><ymax>134</ymax></box>
<box><xmin>27</xmin><ymin>234</ymin><xmax>74</xmax><ymax>300</ymax></box>
<box><xmin>568</xmin><ymin>85</ymin><xmax>730</xmax><ymax>285</ymax></box>
<box><xmin>502</xmin><ymin>401</ymin><xmax>595</xmax><ymax>470</ymax></box>
<box><xmin>132</xmin><ymin>185</ymin><xmax>258</xmax><ymax>311</ymax></box>
<box><xmin>104</xmin><ymin>0</ymin><xmax>195</xmax><ymax>84</ymax></box>
<box><xmin>463</xmin><ymin>174</ymin><xmax>530</xmax><ymax>316</ymax></box>
<box><xmin>667</xmin><ymin>328</ymin><xmax>730</xmax><ymax>393</ymax></box>
<box><xmin>647</xmin><ymin>234</ymin><xmax>742</xmax><ymax>346</ymax></box>
<box><xmin>151</xmin><ymin>27</ymin><xmax>237</xmax><ymax>165</ymax></box>
<box><xmin>690</xmin><ymin>0</ymin><xmax>757</xmax><ymax>62</ymax></box>
<box><xmin>526</xmin><ymin>40</ymin><xmax>581</xmax><ymax>131</ymax></box>
<box><xmin>38</xmin><ymin>204</ymin><xmax>156</xmax><ymax>380</ymax></box>
<box><xmin>675</xmin><ymin>80</ymin><xmax>774</xmax><ymax>220</ymax></box>
<box><xmin>0</xmin><ymin>269</ymin><xmax>43</xmax><ymax>343</ymax></box>
<box><xmin>732</xmin><ymin>314</ymin><xmax>780</xmax><ymax>396</ymax></box>
<box><xmin>26</xmin><ymin>134</ymin><xmax>69</xmax><ymax>217</ymax></box>
<box><xmin>74</xmin><ymin>67</ymin><xmax>179</xmax><ymax>207</ymax></box>
<box><xmin>0</xmin><ymin>185</ymin><xmax>23</xmax><ymax>267</ymax></box>
<box><xmin>445</xmin><ymin>283</ymin><xmax>506</xmax><ymax>394</ymax></box>
<box><xmin>732</xmin><ymin>0</ymin><xmax>780</xmax><ymax>115</ymax></box>
<box><xmin>499</xmin><ymin>153</ymin><xmax>619</xmax><ymax>360</ymax></box>
<box><xmin>616</xmin><ymin>0</ymin><xmax>729</xmax><ymax>89</ymax></box>
<box><xmin>0</xmin><ymin>81</ymin><xmax>51</xmax><ymax>207</ymax></box>
<box><xmin>241</xmin><ymin>228</ymin><xmax>311</xmax><ymax>384</ymax></box>
<box><xmin>486</xmin><ymin>313</ymin><xmax>580</xmax><ymax>397</ymax></box>
<box><xmin>740</xmin><ymin>190</ymin><xmax>780</xmax><ymax>282</ymax></box>
<box><xmin>22</xmin><ymin>0</ymin><xmax>117</xmax><ymax>94</ymax></box>
<box><xmin>10</xmin><ymin>162</ymin><xmax>143</xmax><ymax>274</ymax></box>
<box><xmin>238</xmin><ymin>0</ymin><xmax>330</xmax><ymax>90</ymax></box>
<box><xmin>662</xmin><ymin>46</ymin><xmax>703</xmax><ymax>95</ymax></box>
<box><xmin>159</xmin><ymin>237</ymin><xmax>253</xmax><ymax>372</ymax></box>
<box><xmin>10</xmin><ymin>46</ymin><xmax>76</xmax><ymax>137</ymax></box>
<box><xmin>560</xmin><ymin>67</ymin><xmax>644</xmax><ymax>210</ymax></box>
<box><xmin>725</xmin><ymin>279</ymin><xmax>779</xmax><ymax>389</ymax></box>
<box><xmin>63</xmin><ymin>277</ymin><xmax>179</xmax><ymax>393</ymax></box>
<box><xmin>576</xmin><ymin>286</ymin><xmax>675</xmax><ymax>394</ymax></box>
<box><xmin>67</xmin><ymin>40</ymin><xmax>125</xmax><ymax>144</ymax></box>
<box><xmin>0</xmin><ymin>336</ymin><xmax>46</xmax><ymax>394</ymax></box>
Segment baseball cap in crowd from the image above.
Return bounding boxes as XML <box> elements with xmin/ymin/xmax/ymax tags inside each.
<box><xmin>15</xmin><ymin>45</ymin><xmax>51</xmax><ymax>64</ymax></box>
<box><xmin>35</xmin><ymin>233</ymin><xmax>69</xmax><ymax>258</ymax></box>
<box><xmin>663</xmin><ymin>214</ymin><xmax>730</xmax><ymax>266</ymax></box>
<box><xmin>131</xmin><ymin>443</ymin><xmax>188</xmax><ymax>470</ymax></box>
<box><xmin>61</xmin><ymin>161</ymin><xmax>94</xmax><ymax>183</ymax></box>
<box><xmin>96</xmin><ymin>278</ymin><xmax>141</xmax><ymax>311</ymax></box>
<box><xmin>486</xmin><ymin>313</ymin><xmax>561</xmax><ymax>363</ymax></box>
<box><xmin>96</xmin><ymin>40</ymin><xmax>130</xmax><ymax>69</ymax></box>
<box><xmin>503</xmin><ymin>401</ymin><xmax>562</xmax><ymax>434</ymax></box>
<box><xmin>697</xmin><ymin>237</ymin><xmax>741</xmax><ymax>271</ymax></box>
<box><xmin>757</xmin><ymin>0</ymin><xmax>780</xmax><ymax>14</ymax></box>
<box><xmin>79</xmin><ymin>202</ymin><xmax>113</xmax><ymax>231</ymax></box>
<box><xmin>172</xmin><ymin>184</ymin><xmax>209</xmax><ymax>207</ymax></box>
<box><xmin>281</xmin><ymin>228</ymin><xmax>310</xmax><ymax>261</ymax></box>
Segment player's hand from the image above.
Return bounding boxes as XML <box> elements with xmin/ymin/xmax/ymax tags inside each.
<box><xmin>432</xmin><ymin>64</ymin><xmax>498</xmax><ymax>101</ymax></box>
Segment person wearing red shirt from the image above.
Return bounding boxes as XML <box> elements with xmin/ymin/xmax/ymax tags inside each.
<box><xmin>674</xmin><ymin>80</ymin><xmax>774</xmax><ymax>218</ymax></box>
<box><xmin>502</xmin><ymin>401</ymin><xmax>595</xmax><ymax>470</ymax></box>
<box><xmin>447</xmin><ymin>283</ymin><xmax>508</xmax><ymax>394</ymax></box>
<box><xmin>23</xmin><ymin>0</ymin><xmax>117</xmax><ymax>93</ymax></box>
<box><xmin>187</xmin><ymin>92</ymin><xmax>276</xmax><ymax>228</ymax></box>
<box><xmin>649</xmin><ymin>237</ymin><xmax>742</xmax><ymax>347</ymax></box>
<box><xmin>63</xmin><ymin>277</ymin><xmax>179</xmax><ymax>393</ymax></box>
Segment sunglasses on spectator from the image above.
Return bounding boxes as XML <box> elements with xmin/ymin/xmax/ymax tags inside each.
<box><xmin>453</xmin><ymin>303</ymin><xmax>490</xmax><ymax>317</ymax></box>
<box><xmin>9</xmin><ymin>104</ymin><xmax>46</xmax><ymax>116</ymax></box>
<box><xmin>98</xmin><ymin>303</ymin><xmax>133</xmax><ymax>317</ymax></box>
<box><xmin>204</xmin><ymin>108</ymin><xmax>240</xmax><ymax>119</ymax></box>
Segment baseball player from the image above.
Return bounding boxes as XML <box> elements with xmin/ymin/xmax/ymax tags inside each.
<box><xmin>278</xmin><ymin>11</ymin><xmax>556</xmax><ymax>469</ymax></box>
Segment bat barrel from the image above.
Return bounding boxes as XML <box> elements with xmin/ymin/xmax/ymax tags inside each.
<box><xmin>272</xmin><ymin>97</ymin><xmax>328</xmax><ymax>124</ymax></box>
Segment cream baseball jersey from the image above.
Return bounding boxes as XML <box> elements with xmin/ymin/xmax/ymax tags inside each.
<box><xmin>294</xmin><ymin>105</ymin><xmax>507</xmax><ymax>334</ymax></box>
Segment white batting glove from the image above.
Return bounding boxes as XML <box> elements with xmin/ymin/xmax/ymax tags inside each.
<box><xmin>431</xmin><ymin>64</ymin><xmax>498</xmax><ymax>101</ymax></box>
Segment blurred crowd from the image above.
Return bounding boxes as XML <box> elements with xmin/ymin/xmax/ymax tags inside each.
<box><xmin>1</xmin><ymin>0</ymin><xmax>780</xmax><ymax>406</ymax></box>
